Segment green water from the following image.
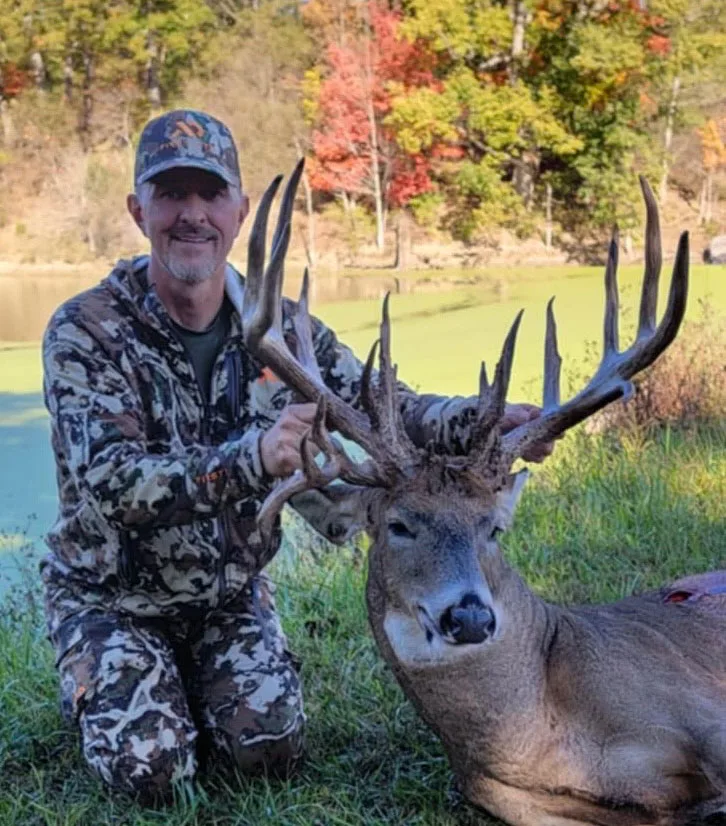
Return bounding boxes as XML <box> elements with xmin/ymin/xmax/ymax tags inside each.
<box><xmin>1</xmin><ymin>262</ymin><xmax>725</xmax><ymax>587</ymax></box>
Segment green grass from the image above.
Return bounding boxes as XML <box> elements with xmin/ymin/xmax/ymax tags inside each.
<box><xmin>1</xmin><ymin>425</ymin><xmax>725</xmax><ymax>825</ymax></box>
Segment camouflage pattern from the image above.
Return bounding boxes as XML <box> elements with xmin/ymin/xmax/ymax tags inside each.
<box><xmin>41</xmin><ymin>255</ymin><xmax>479</xmax><ymax>629</ymax></box>
<box><xmin>41</xmin><ymin>254</ymin><xmax>480</xmax><ymax>790</ymax></box>
<box><xmin>134</xmin><ymin>109</ymin><xmax>241</xmax><ymax>189</ymax></box>
<box><xmin>54</xmin><ymin>574</ymin><xmax>303</xmax><ymax>797</ymax></box>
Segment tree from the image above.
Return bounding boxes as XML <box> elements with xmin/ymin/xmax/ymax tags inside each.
<box><xmin>696</xmin><ymin>117</ymin><xmax>726</xmax><ymax>226</ymax></box>
<box><xmin>305</xmin><ymin>0</ymin><xmax>438</xmax><ymax>251</ymax></box>
<box><xmin>645</xmin><ymin>0</ymin><xmax>726</xmax><ymax>204</ymax></box>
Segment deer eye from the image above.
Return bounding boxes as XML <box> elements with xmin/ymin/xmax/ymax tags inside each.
<box><xmin>387</xmin><ymin>520</ymin><xmax>416</xmax><ymax>540</ymax></box>
<box><xmin>478</xmin><ymin>517</ymin><xmax>503</xmax><ymax>542</ymax></box>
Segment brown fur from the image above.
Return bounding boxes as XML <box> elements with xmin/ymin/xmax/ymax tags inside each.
<box><xmin>293</xmin><ymin>469</ymin><xmax>726</xmax><ymax>826</ymax></box>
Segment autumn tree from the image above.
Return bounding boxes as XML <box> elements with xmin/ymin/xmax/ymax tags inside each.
<box><xmin>696</xmin><ymin>117</ymin><xmax>726</xmax><ymax>226</ymax></box>
<box><xmin>0</xmin><ymin>0</ymin><xmax>215</xmax><ymax>149</ymax></box>
<box><xmin>645</xmin><ymin>0</ymin><xmax>726</xmax><ymax>204</ymax></box>
<box><xmin>304</xmin><ymin>0</ymin><xmax>438</xmax><ymax>251</ymax></box>
<box><xmin>391</xmin><ymin>0</ymin><xmax>675</xmax><ymax>241</ymax></box>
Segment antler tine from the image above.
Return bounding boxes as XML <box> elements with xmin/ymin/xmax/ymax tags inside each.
<box><xmin>501</xmin><ymin>191</ymin><xmax>689</xmax><ymax>464</ymax></box>
<box><xmin>243</xmin><ymin>168</ymin><xmax>410</xmax><ymax>485</ymax></box>
<box><xmin>244</xmin><ymin>174</ymin><xmax>284</xmax><ymax>348</ymax></box>
<box><xmin>360</xmin><ymin>338</ymin><xmax>381</xmax><ymax>426</ymax></box>
<box><xmin>486</xmin><ymin>310</ymin><xmax>524</xmax><ymax>419</ymax></box>
<box><xmin>256</xmin><ymin>395</ymin><xmax>384</xmax><ymax>545</ymax></box>
<box><xmin>375</xmin><ymin>294</ymin><xmax>419</xmax><ymax>463</ymax></box>
<box><xmin>470</xmin><ymin>311</ymin><xmax>523</xmax><ymax>458</ymax></box>
<box><xmin>292</xmin><ymin>268</ymin><xmax>323</xmax><ymax>383</ymax></box>
<box><xmin>637</xmin><ymin>176</ymin><xmax>662</xmax><ymax>338</ymax></box>
<box><xmin>544</xmin><ymin>298</ymin><xmax>561</xmax><ymax>410</ymax></box>
<box><xmin>628</xmin><ymin>230</ymin><xmax>688</xmax><ymax>372</ymax></box>
<box><xmin>478</xmin><ymin>362</ymin><xmax>490</xmax><ymax>407</ymax></box>
<box><xmin>379</xmin><ymin>293</ymin><xmax>395</xmax><ymax>394</ymax></box>
<box><xmin>271</xmin><ymin>158</ymin><xmax>305</xmax><ymax>260</ymax></box>
<box><xmin>604</xmin><ymin>227</ymin><xmax>619</xmax><ymax>357</ymax></box>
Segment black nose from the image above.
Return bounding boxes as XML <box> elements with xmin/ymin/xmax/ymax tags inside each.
<box><xmin>439</xmin><ymin>593</ymin><xmax>496</xmax><ymax>644</ymax></box>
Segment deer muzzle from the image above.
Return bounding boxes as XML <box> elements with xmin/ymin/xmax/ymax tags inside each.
<box><xmin>424</xmin><ymin>592</ymin><xmax>497</xmax><ymax>645</ymax></box>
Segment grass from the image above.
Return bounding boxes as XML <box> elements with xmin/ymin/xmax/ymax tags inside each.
<box><xmin>1</xmin><ymin>424</ymin><xmax>725</xmax><ymax>826</ymax></box>
<box><xmin>1</xmin><ymin>264</ymin><xmax>725</xmax><ymax>823</ymax></box>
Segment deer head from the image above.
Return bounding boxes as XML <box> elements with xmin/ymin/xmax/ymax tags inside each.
<box><xmin>240</xmin><ymin>161</ymin><xmax>689</xmax><ymax>668</ymax></box>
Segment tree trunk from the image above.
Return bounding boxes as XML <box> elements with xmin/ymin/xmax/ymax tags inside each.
<box><xmin>360</xmin><ymin>5</ymin><xmax>386</xmax><ymax>252</ymax></box>
<box><xmin>512</xmin><ymin>150</ymin><xmax>539</xmax><ymax>208</ymax></box>
<box><xmin>545</xmin><ymin>182</ymin><xmax>553</xmax><ymax>249</ymax></box>
<box><xmin>698</xmin><ymin>176</ymin><xmax>708</xmax><ymax>225</ymax></box>
<box><xmin>659</xmin><ymin>73</ymin><xmax>681</xmax><ymax>205</ymax></box>
<box><xmin>63</xmin><ymin>55</ymin><xmax>74</xmax><ymax>102</ymax></box>
<box><xmin>705</xmin><ymin>170</ymin><xmax>714</xmax><ymax>225</ymax></box>
<box><xmin>294</xmin><ymin>139</ymin><xmax>317</xmax><ymax>294</ymax></box>
<box><xmin>0</xmin><ymin>96</ymin><xmax>15</xmax><ymax>147</ymax></box>
<box><xmin>508</xmin><ymin>1</ymin><xmax>536</xmax><ymax>206</ymax></box>
<box><xmin>365</xmin><ymin>69</ymin><xmax>385</xmax><ymax>250</ymax></box>
<box><xmin>510</xmin><ymin>0</ymin><xmax>527</xmax><ymax>82</ymax></box>
<box><xmin>79</xmin><ymin>52</ymin><xmax>94</xmax><ymax>152</ymax></box>
<box><xmin>29</xmin><ymin>51</ymin><xmax>47</xmax><ymax>90</ymax></box>
<box><xmin>146</xmin><ymin>35</ymin><xmax>162</xmax><ymax>113</ymax></box>
<box><xmin>394</xmin><ymin>210</ymin><xmax>412</xmax><ymax>270</ymax></box>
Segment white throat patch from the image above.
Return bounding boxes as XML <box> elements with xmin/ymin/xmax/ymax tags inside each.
<box><xmin>383</xmin><ymin>609</ymin><xmax>484</xmax><ymax>668</ymax></box>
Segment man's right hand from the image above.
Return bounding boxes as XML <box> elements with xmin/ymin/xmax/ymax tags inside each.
<box><xmin>259</xmin><ymin>403</ymin><xmax>319</xmax><ymax>477</ymax></box>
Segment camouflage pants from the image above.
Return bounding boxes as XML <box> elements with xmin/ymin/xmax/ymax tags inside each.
<box><xmin>49</xmin><ymin>575</ymin><xmax>305</xmax><ymax>799</ymax></box>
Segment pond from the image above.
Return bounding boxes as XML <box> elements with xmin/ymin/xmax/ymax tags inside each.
<box><xmin>1</xmin><ymin>261</ymin><xmax>725</xmax><ymax>593</ymax></box>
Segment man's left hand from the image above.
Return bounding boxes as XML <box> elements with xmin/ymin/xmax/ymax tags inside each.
<box><xmin>501</xmin><ymin>403</ymin><xmax>555</xmax><ymax>463</ymax></box>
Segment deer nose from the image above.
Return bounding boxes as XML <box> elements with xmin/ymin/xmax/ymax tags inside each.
<box><xmin>439</xmin><ymin>594</ymin><xmax>496</xmax><ymax>644</ymax></box>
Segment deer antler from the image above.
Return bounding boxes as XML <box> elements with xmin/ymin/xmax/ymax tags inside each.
<box><xmin>242</xmin><ymin>161</ymin><xmax>420</xmax><ymax>535</ymax></box>
<box><xmin>497</xmin><ymin>177</ymin><xmax>689</xmax><ymax>464</ymax></box>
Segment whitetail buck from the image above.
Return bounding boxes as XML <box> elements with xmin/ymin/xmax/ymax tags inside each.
<box><xmin>234</xmin><ymin>162</ymin><xmax>726</xmax><ymax>826</ymax></box>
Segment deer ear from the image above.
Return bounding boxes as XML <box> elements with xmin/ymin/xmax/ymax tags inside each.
<box><xmin>494</xmin><ymin>469</ymin><xmax>530</xmax><ymax>529</ymax></box>
<box><xmin>289</xmin><ymin>484</ymin><xmax>371</xmax><ymax>545</ymax></box>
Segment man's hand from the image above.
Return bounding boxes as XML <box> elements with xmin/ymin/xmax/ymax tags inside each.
<box><xmin>260</xmin><ymin>403</ymin><xmax>319</xmax><ymax>477</ymax></box>
<box><xmin>501</xmin><ymin>403</ymin><xmax>555</xmax><ymax>463</ymax></box>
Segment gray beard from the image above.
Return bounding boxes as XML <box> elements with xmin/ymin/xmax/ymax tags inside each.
<box><xmin>164</xmin><ymin>252</ymin><xmax>216</xmax><ymax>285</ymax></box>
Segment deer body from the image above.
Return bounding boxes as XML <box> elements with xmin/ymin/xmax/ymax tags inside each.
<box><xmin>236</xmin><ymin>165</ymin><xmax>726</xmax><ymax>826</ymax></box>
<box><xmin>368</xmin><ymin>556</ymin><xmax>726</xmax><ymax>825</ymax></box>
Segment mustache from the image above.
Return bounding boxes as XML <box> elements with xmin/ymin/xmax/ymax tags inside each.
<box><xmin>169</xmin><ymin>223</ymin><xmax>218</xmax><ymax>241</ymax></box>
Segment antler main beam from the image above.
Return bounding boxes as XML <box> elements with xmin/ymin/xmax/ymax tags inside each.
<box><xmin>241</xmin><ymin>161</ymin><xmax>421</xmax><ymax>532</ymax></box>
<box><xmin>242</xmin><ymin>160</ymin><xmax>390</xmax><ymax>467</ymax></box>
<box><xmin>501</xmin><ymin>177</ymin><xmax>689</xmax><ymax>462</ymax></box>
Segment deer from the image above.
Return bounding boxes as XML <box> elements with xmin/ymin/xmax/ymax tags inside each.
<box><xmin>231</xmin><ymin>162</ymin><xmax>726</xmax><ymax>826</ymax></box>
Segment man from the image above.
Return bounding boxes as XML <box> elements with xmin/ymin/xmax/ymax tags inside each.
<box><xmin>41</xmin><ymin>109</ymin><xmax>550</xmax><ymax>802</ymax></box>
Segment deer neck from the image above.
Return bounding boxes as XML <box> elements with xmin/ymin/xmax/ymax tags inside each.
<box><xmin>366</xmin><ymin>553</ymin><xmax>557</xmax><ymax>769</ymax></box>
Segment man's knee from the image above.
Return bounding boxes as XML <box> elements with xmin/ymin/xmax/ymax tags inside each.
<box><xmin>55</xmin><ymin>611</ymin><xmax>198</xmax><ymax>800</ymax></box>
<box><xmin>214</xmin><ymin>711</ymin><xmax>305</xmax><ymax>778</ymax></box>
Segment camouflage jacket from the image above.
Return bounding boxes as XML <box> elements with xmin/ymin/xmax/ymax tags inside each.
<box><xmin>41</xmin><ymin>257</ymin><xmax>478</xmax><ymax>622</ymax></box>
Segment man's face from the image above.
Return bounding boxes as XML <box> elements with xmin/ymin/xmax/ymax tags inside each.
<box><xmin>128</xmin><ymin>167</ymin><xmax>248</xmax><ymax>285</ymax></box>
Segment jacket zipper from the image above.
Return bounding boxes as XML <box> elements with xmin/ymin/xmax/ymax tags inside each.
<box><xmin>167</xmin><ymin>327</ymin><xmax>233</xmax><ymax>607</ymax></box>
<box><xmin>216</xmin><ymin>348</ymin><xmax>241</xmax><ymax>604</ymax></box>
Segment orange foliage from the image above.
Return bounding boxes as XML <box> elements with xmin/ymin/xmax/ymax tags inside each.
<box><xmin>698</xmin><ymin>119</ymin><xmax>726</xmax><ymax>173</ymax></box>
<box><xmin>0</xmin><ymin>63</ymin><xmax>26</xmax><ymax>99</ymax></box>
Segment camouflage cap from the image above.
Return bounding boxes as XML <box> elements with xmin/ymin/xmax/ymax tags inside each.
<box><xmin>135</xmin><ymin>109</ymin><xmax>241</xmax><ymax>189</ymax></box>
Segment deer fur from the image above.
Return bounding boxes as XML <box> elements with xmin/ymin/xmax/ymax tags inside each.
<box><xmin>238</xmin><ymin>162</ymin><xmax>726</xmax><ymax>826</ymax></box>
<box><xmin>293</xmin><ymin>474</ymin><xmax>726</xmax><ymax>826</ymax></box>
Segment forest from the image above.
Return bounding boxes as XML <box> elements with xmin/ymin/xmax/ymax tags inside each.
<box><xmin>0</xmin><ymin>0</ymin><xmax>725</xmax><ymax>263</ymax></box>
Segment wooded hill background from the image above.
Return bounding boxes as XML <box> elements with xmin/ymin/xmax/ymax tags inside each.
<box><xmin>1</xmin><ymin>0</ymin><xmax>725</xmax><ymax>267</ymax></box>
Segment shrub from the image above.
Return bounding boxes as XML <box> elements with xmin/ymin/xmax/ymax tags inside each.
<box><xmin>590</xmin><ymin>300</ymin><xmax>726</xmax><ymax>433</ymax></box>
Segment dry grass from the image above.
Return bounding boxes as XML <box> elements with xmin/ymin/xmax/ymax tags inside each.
<box><xmin>591</xmin><ymin>303</ymin><xmax>726</xmax><ymax>434</ymax></box>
